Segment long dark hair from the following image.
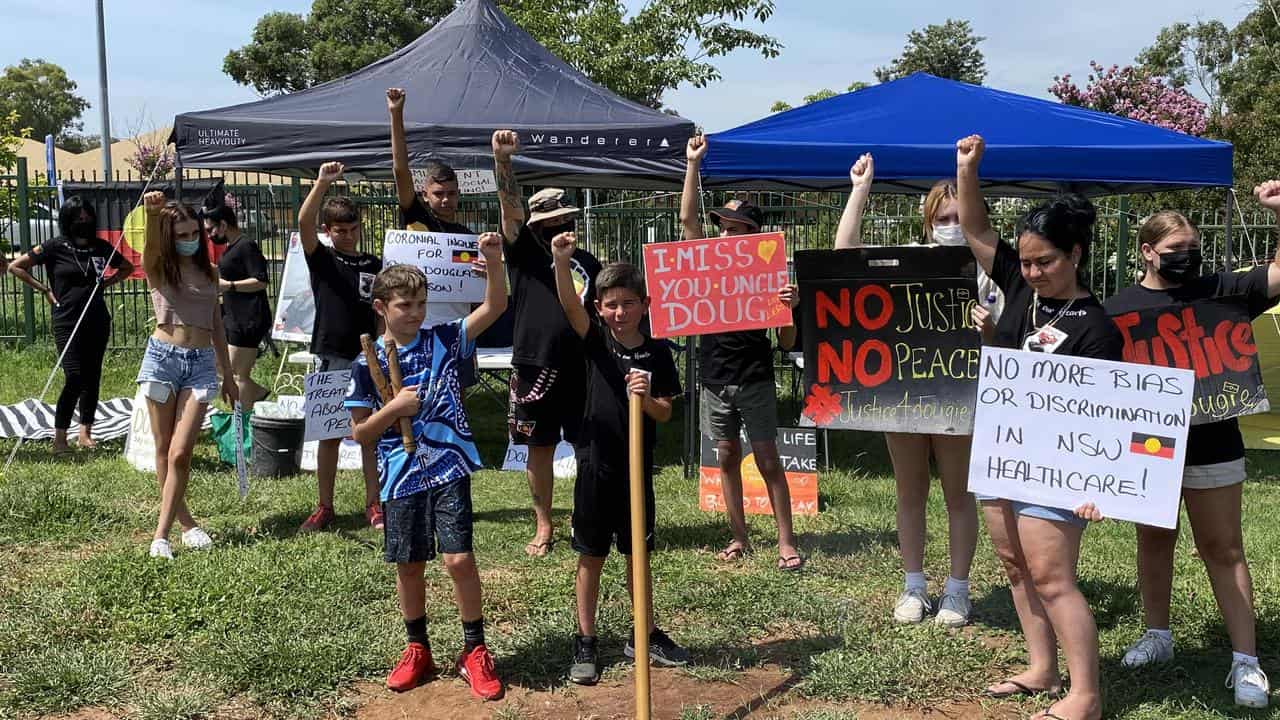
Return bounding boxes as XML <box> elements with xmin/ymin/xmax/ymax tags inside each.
<box><xmin>57</xmin><ymin>195</ymin><xmax>97</xmax><ymax>240</ymax></box>
<box><xmin>1016</xmin><ymin>193</ymin><xmax>1097</xmax><ymax>268</ymax></box>
<box><xmin>145</xmin><ymin>201</ymin><xmax>215</xmax><ymax>288</ymax></box>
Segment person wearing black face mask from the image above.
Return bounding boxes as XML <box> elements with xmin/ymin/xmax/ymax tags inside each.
<box><xmin>8</xmin><ymin>196</ymin><xmax>133</xmax><ymax>454</ymax></box>
<box><xmin>203</xmin><ymin>199</ymin><xmax>272</xmax><ymax>411</ymax></box>
<box><xmin>1102</xmin><ymin>201</ymin><xmax>1280</xmax><ymax>709</ymax></box>
<box><xmin>493</xmin><ymin>130</ymin><xmax>602</xmax><ymax>557</ymax></box>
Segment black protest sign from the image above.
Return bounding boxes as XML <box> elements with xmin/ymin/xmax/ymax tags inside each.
<box><xmin>1110</xmin><ymin>299</ymin><xmax>1269</xmax><ymax>424</ymax></box>
<box><xmin>796</xmin><ymin>246</ymin><xmax>981</xmax><ymax>434</ymax></box>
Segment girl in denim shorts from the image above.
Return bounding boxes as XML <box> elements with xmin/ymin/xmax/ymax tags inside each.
<box><xmin>137</xmin><ymin>191</ymin><xmax>237</xmax><ymax>560</ymax></box>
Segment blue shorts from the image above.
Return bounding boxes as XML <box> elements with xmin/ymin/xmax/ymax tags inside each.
<box><xmin>135</xmin><ymin>337</ymin><xmax>219</xmax><ymax>403</ymax></box>
<box><xmin>977</xmin><ymin>495</ymin><xmax>1086</xmax><ymax>528</ymax></box>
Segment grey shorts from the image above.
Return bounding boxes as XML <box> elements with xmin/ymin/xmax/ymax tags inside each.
<box><xmin>701</xmin><ymin>380</ymin><xmax>779</xmax><ymax>443</ymax></box>
<box><xmin>314</xmin><ymin>354</ymin><xmax>354</xmax><ymax>373</ymax></box>
<box><xmin>1183</xmin><ymin>459</ymin><xmax>1246</xmax><ymax>490</ymax></box>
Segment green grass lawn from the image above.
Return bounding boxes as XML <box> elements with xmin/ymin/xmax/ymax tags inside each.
<box><xmin>2</xmin><ymin>346</ymin><xmax>1280</xmax><ymax>719</ymax></box>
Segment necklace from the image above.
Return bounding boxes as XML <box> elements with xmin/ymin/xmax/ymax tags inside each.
<box><xmin>68</xmin><ymin>242</ymin><xmax>96</xmax><ymax>278</ymax></box>
<box><xmin>1029</xmin><ymin>291</ymin><xmax>1076</xmax><ymax>331</ymax></box>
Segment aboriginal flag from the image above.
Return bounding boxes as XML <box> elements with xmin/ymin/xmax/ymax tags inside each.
<box><xmin>1130</xmin><ymin>432</ymin><xmax>1175</xmax><ymax>459</ymax></box>
<box><xmin>451</xmin><ymin>249</ymin><xmax>475</xmax><ymax>264</ymax></box>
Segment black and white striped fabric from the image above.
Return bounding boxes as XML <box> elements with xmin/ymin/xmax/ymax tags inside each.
<box><xmin>0</xmin><ymin>397</ymin><xmax>211</xmax><ymax>441</ymax></box>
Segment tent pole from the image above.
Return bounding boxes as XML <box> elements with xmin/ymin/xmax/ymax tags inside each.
<box><xmin>1224</xmin><ymin>188</ymin><xmax>1234</xmax><ymax>270</ymax></box>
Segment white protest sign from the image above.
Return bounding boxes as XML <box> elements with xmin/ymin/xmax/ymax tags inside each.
<box><xmin>303</xmin><ymin>371</ymin><xmax>352</xmax><ymax>442</ymax></box>
<box><xmin>301</xmin><ymin>438</ymin><xmax>364</xmax><ymax>471</ymax></box>
<box><xmin>124</xmin><ymin>386</ymin><xmax>156</xmax><ymax>472</ymax></box>
<box><xmin>968</xmin><ymin>346</ymin><xmax>1194</xmax><ymax>529</ymax></box>
<box><xmin>383</xmin><ymin>229</ymin><xmax>486</xmax><ymax>304</ymax></box>
<box><xmin>501</xmin><ymin>439</ymin><xmax>577</xmax><ymax>480</ymax></box>
<box><xmin>411</xmin><ymin>168</ymin><xmax>497</xmax><ymax>195</ymax></box>
<box><xmin>272</xmin><ymin>232</ymin><xmax>329</xmax><ymax>343</ymax></box>
<box><xmin>233</xmin><ymin>402</ymin><xmax>248</xmax><ymax>499</ymax></box>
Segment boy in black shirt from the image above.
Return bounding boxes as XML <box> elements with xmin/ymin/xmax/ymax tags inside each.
<box><xmin>297</xmin><ymin>161</ymin><xmax>383</xmax><ymax>532</ymax></box>
<box><xmin>550</xmin><ymin>231</ymin><xmax>688</xmax><ymax>685</ymax></box>
<box><xmin>493</xmin><ymin>130</ymin><xmax>602</xmax><ymax>557</ymax></box>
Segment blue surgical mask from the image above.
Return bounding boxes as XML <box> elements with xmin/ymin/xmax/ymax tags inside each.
<box><xmin>175</xmin><ymin>239</ymin><xmax>201</xmax><ymax>256</ymax></box>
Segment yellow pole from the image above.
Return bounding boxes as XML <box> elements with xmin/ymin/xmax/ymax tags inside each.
<box><xmin>628</xmin><ymin>392</ymin><xmax>651</xmax><ymax>720</ymax></box>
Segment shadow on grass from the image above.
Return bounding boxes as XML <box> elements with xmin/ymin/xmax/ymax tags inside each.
<box><xmin>796</xmin><ymin>525</ymin><xmax>897</xmax><ymax>556</ymax></box>
<box><xmin>969</xmin><ymin>578</ymin><xmax>1140</xmax><ymax>635</ymax></box>
<box><xmin>1099</xmin><ymin>640</ymin><xmax>1274</xmax><ymax>718</ymax></box>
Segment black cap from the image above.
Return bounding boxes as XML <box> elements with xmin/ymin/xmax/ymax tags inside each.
<box><xmin>709</xmin><ymin>199</ymin><xmax>763</xmax><ymax>231</ymax></box>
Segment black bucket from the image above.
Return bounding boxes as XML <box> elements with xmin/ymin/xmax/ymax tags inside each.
<box><xmin>250</xmin><ymin>415</ymin><xmax>305</xmax><ymax>478</ymax></box>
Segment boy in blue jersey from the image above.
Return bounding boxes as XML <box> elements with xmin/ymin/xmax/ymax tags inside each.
<box><xmin>344</xmin><ymin>232</ymin><xmax>506</xmax><ymax>699</ymax></box>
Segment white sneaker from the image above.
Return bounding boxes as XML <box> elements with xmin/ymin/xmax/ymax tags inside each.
<box><xmin>1121</xmin><ymin>630</ymin><xmax>1175</xmax><ymax>668</ymax></box>
<box><xmin>934</xmin><ymin>592</ymin><xmax>971</xmax><ymax>627</ymax></box>
<box><xmin>149</xmin><ymin>538</ymin><xmax>173</xmax><ymax>560</ymax></box>
<box><xmin>181</xmin><ymin>527</ymin><xmax>213</xmax><ymax>550</ymax></box>
<box><xmin>893</xmin><ymin>588</ymin><xmax>931</xmax><ymax>624</ymax></box>
<box><xmin>1227</xmin><ymin>660</ymin><xmax>1270</xmax><ymax>708</ymax></box>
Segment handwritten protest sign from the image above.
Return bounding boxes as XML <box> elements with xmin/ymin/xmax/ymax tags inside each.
<box><xmin>797</xmin><ymin>246</ymin><xmax>981</xmax><ymax>434</ymax></box>
<box><xmin>383</xmin><ymin>229</ymin><xmax>485</xmax><ymax>304</ymax></box>
<box><xmin>968</xmin><ymin>347</ymin><xmax>1194</xmax><ymax>528</ymax></box>
<box><xmin>272</xmin><ymin>232</ymin><xmax>326</xmax><ymax>343</ymax></box>
<box><xmin>412</xmin><ymin>168</ymin><xmax>497</xmax><ymax>195</ymax></box>
<box><xmin>501</xmin><ymin>438</ymin><xmax>577</xmax><ymax>479</ymax></box>
<box><xmin>642</xmin><ymin>232</ymin><xmax>792</xmax><ymax>338</ymax></box>
<box><xmin>303</xmin><ymin>371</ymin><xmax>352</xmax><ymax>442</ymax></box>
<box><xmin>699</xmin><ymin>428</ymin><xmax>818</xmax><ymax>516</ymax></box>
<box><xmin>1111</xmin><ymin>299</ymin><xmax>1269</xmax><ymax>424</ymax></box>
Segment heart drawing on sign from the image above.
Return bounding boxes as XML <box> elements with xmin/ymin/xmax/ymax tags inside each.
<box><xmin>757</xmin><ymin>238</ymin><xmax>778</xmax><ymax>264</ymax></box>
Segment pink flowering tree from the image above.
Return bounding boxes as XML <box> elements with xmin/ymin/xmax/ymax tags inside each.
<box><xmin>1049</xmin><ymin>61</ymin><xmax>1208</xmax><ymax>136</ymax></box>
<box><xmin>125</xmin><ymin>137</ymin><xmax>174</xmax><ymax>178</ymax></box>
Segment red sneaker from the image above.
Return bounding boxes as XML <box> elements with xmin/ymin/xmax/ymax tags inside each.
<box><xmin>366</xmin><ymin>503</ymin><xmax>385</xmax><ymax>530</ymax></box>
<box><xmin>299</xmin><ymin>504</ymin><xmax>334</xmax><ymax>532</ymax></box>
<box><xmin>386</xmin><ymin>642</ymin><xmax>435</xmax><ymax>692</ymax></box>
<box><xmin>457</xmin><ymin>644</ymin><xmax>503</xmax><ymax>700</ymax></box>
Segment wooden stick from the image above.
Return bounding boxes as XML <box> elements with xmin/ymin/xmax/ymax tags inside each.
<box><xmin>359</xmin><ymin>334</ymin><xmax>416</xmax><ymax>453</ymax></box>
<box><xmin>628</xmin><ymin>391</ymin><xmax>651</xmax><ymax>720</ymax></box>
<box><xmin>383</xmin><ymin>336</ymin><xmax>417</xmax><ymax>453</ymax></box>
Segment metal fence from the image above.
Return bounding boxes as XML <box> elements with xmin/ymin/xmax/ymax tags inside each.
<box><xmin>1</xmin><ymin>159</ymin><xmax>1277</xmax><ymax>350</ymax></box>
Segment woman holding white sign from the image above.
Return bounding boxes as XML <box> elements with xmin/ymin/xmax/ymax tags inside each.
<box><xmin>833</xmin><ymin>154</ymin><xmax>1001</xmax><ymax>628</ymax></box>
<box><xmin>1101</xmin><ymin>195</ymin><xmax>1280</xmax><ymax>708</ymax></box>
<box><xmin>956</xmin><ymin>134</ymin><xmax>1121</xmax><ymax>720</ymax></box>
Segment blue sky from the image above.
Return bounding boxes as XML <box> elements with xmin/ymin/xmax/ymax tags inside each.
<box><xmin>0</xmin><ymin>0</ymin><xmax>1254</xmax><ymax>139</ymax></box>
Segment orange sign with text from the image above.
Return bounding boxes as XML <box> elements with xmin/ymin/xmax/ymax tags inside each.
<box><xmin>699</xmin><ymin>428</ymin><xmax>819</xmax><ymax>516</ymax></box>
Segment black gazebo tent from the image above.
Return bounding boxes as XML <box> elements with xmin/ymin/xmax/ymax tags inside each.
<box><xmin>171</xmin><ymin>0</ymin><xmax>695</xmax><ymax>188</ymax></box>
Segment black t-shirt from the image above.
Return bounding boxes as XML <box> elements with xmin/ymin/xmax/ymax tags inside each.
<box><xmin>29</xmin><ymin>237</ymin><xmax>124</xmax><ymax>326</ymax></box>
<box><xmin>988</xmin><ymin>239</ymin><xmax>1123</xmax><ymax>361</ymax></box>
<box><xmin>400</xmin><ymin>195</ymin><xmax>473</xmax><ymax>236</ymax></box>
<box><xmin>699</xmin><ymin>330</ymin><xmax>774</xmax><ymax>385</ymax></box>
<box><xmin>305</xmin><ymin>243</ymin><xmax>382</xmax><ymax>359</ymax></box>
<box><xmin>580</xmin><ymin>322</ymin><xmax>681</xmax><ymax>465</ymax></box>
<box><xmin>506</xmin><ymin>224</ymin><xmax>601</xmax><ymax>369</ymax></box>
<box><xmin>1104</xmin><ymin>266</ymin><xmax>1278</xmax><ymax>466</ymax></box>
<box><xmin>217</xmin><ymin>236</ymin><xmax>272</xmax><ymax>333</ymax></box>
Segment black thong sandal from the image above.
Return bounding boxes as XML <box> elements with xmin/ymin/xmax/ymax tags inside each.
<box><xmin>982</xmin><ymin>679</ymin><xmax>1063</xmax><ymax>699</ymax></box>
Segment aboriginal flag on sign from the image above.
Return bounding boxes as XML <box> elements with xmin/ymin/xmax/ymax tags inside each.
<box><xmin>451</xmin><ymin>249</ymin><xmax>475</xmax><ymax>264</ymax></box>
<box><xmin>1131</xmin><ymin>432</ymin><xmax>1175</xmax><ymax>459</ymax></box>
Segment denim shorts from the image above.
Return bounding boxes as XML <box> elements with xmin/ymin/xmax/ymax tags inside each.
<box><xmin>977</xmin><ymin>495</ymin><xmax>1086</xmax><ymax>528</ymax></box>
<box><xmin>135</xmin><ymin>337</ymin><xmax>219</xmax><ymax>403</ymax></box>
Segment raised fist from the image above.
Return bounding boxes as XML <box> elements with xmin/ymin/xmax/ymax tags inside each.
<box><xmin>1255</xmin><ymin>180</ymin><xmax>1280</xmax><ymax>214</ymax></box>
<box><xmin>478</xmin><ymin>231</ymin><xmax>503</xmax><ymax>261</ymax></box>
<box><xmin>551</xmin><ymin>231</ymin><xmax>576</xmax><ymax>262</ymax></box>
<box><xmin>850</xmin><ymin>153</ymin><xmax>874</xmax><ymax>193</ymax></box>
<box><xmin>386</xmin><ymin>88</ymin><xmax>405</xmax><ymax>113</ymax></box>
<box><xmin>492</xmin><ymin>130</ymin><xmax>519</xmax><ymax>160</ymax></box>
<box><xmin>318</xmin><ymin>161</ymin><xmax>345</xmax><ymax>183</ymax></box>
<box><xmin>956</xmin><ymin>134</ymin><xmax>986</xmax><ymax>171</ymax></box>
<box><xmin>686</xmin><ymin>135</ymin><xmax>708</xmax><ymax>164</ymax></box>
<box><xmin>143</xmin><ymin>190</ymin><xmax>167</xmax><ymax>214</ymax></box>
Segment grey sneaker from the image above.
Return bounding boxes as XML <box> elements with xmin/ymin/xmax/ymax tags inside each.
<box><xmin>568</xmin><ymin>634</ymin><xmax>599</xmax><ymax>685</ymax></box>
<box><xmin>1122</xmin><ymin>630</ymin><xmax>1174</xmax><ymax>668</ymax></box>
<box><xmin>893</xmin><ymin>588</ymin><xmax>931</xmax><ymax>624</ymax></box>
<box><xmin>625</xmin><ymin>627</ymin><xmax>689</xmax><ymax>667</ymax></box>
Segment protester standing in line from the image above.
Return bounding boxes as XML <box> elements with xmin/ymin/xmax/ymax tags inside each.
<box><xmin>832</xmin><ymin>154</ymin><xmax>1002</xmax><ymax>625</ymax></box>
<box><xmin>9</xmin><ymin>196</ymin><xmax>134</xmax><ymax>453</ymax></box>
<box><xmin>204</xmin><ymin>196</ymin><xmax>271</xmax><ymax>411</ymax></box>
<box><xmin>957</xmin><ymin>134</ymin><xmax>1116</xmax><ymax>720</ymax></box>
<box><xmin>1102</xmin><ymin>193</ymin><xmax>1280</xmax><ymax>708</ymax></box>
<box><xmin>137</xmin><ymin>190</ymin><xmax>237</xmax><ymax>560</ymax></box>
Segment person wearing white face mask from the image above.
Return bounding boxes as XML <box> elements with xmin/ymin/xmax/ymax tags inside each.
<box><xmin>832</xmin><ymin>154</ymin><xmax>1000</xmax><ymax>628</ymax></box>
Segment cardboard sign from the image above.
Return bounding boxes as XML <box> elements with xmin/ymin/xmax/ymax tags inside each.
<box><xmin>303</xmin><ymin>371</ymin><xmax>353</xmax><ymax>442</ymax></box>
<box><xmin>643</xmin><ymin>232</ymin><xmax>792</xmax><ymax>339</ymax></box>
<box><xmin>968</xmin><ymin>347</ymin><xmax>1194</xmax><ymax>528</ymax></box>
<box><xmin>699</xmin><ymin>428</ymin><xmax>819</xmax><ymax>516</ymax></box>
<box><xmin>501</xmin><ymin>439</ymin><xmax>577</xmax><ymax>479</ymax></box>
<box><xmin>383</xmin><ymin>229</ymin><xmax>486</xmax><ymax>304</ymax></box>
<box><xmin>123</xmin><ymin>386</ymin><xmax>156</xmax><ymax>472</ymax></box>
<box><xmin>797</xmin><ymin>246</ymin><xmax>981</xmax><ymax>434</ymax></box>
<box><xmin>412</xmin><ymin>168</ymin><xmax>497</xmax><ymax>195</ymax></box>
<box><xmin>272</xmin><ymin>232</ymin><xmax>327</xmax><ymax>343</ymax></box>
<box><xmin>1111</xmin><ymin>299</ymin><xmax>1269</xmax><ymax>424</ymax></box>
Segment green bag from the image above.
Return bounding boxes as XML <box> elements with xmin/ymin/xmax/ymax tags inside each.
<box><xmin>209</xmin><ymin>410</ymin><xmax>252</xmax><ymax>466</ymax></box>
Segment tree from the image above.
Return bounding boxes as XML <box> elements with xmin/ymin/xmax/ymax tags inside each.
<box><xmin>0</xmin><ymin>110</ymin><xmax>29</xmax><ymax>172</ymax></box>
<box><xmin>0</xmin><ymin>59</ymin><xmax>90</xmax><ymax>143</ymax></box>
<box><xmin>874</xmin><ymin>19</ymin><xmax>986</xmax><ymax>84</ymax></box>
<box><xmin>771</xmin><ymin>81</ymin><xmax>867</xmax><ymax>112</ymax></box>
<box><xmin>1049</xmin><ymin>61</ymin><xmax>1208</xmax><ymax>136</ymax></box>
<box><xmin>225</xmin><ymin>0</ymin><xmax>780</xmax><ymax>110</ymax></box>
<box><xmin>1135</xmin><ymin>20</ymin><xmax>1232</xmax><ymax>117</ymax></box>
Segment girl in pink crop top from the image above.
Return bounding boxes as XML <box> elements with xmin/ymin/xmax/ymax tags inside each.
<box><xmin>136</xmin><ymin>190</ymin><xmax>238</xmax><ymax>561</ymax></box>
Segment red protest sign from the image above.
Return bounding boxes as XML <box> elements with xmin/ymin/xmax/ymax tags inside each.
<box><xmin>642</xmin><ymin>232</ymin><xmax>792</xmax><ymax>339</ymax></box>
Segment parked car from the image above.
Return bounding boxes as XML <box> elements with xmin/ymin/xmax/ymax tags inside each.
<box><xmin>0</xmin><ymin>201</ymin><xmax>57</xmax><ymax>254</ymax></box>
